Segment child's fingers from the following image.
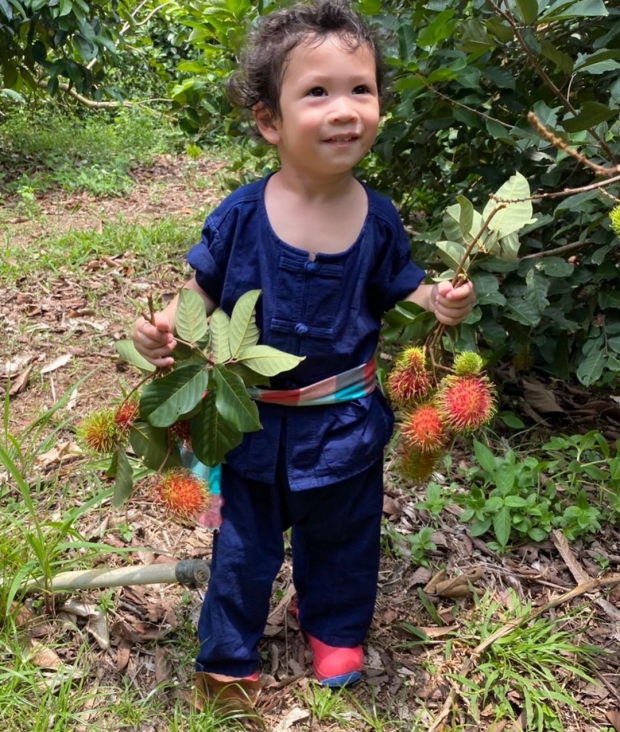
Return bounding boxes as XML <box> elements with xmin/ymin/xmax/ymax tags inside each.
<box><xmin>437</xmin><ymin>280</ymin><xmax>475</xmax><ymax>301</ymax></box>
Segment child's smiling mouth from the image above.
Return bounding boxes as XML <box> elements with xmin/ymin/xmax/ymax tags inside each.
<box><xmin>324</xmin><ymin>134</ymin><xmax>360</xmax><ymax>144</ymax></box>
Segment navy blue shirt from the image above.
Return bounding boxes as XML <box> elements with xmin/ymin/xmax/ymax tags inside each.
<box><xmin>186</xmin><ymin>175</ymin><xmax>426</xmax><ymax>490</ymax></box>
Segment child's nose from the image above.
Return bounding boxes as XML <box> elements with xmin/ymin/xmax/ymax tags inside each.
<box><xmin>327</xmin><ymin>96</ymin><xmax>358</xmax><ymax>123</ymax></box>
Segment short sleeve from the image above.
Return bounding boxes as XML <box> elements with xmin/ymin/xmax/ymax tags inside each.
<box><xmin>370</xmin><ymin>209</ymin><xmax>426</xmax><ymax>313</ymax></box>
<box><xmin>186</xmin><ymin>218</ymin><xmax>226</xmax><ymax>304</ymax></box>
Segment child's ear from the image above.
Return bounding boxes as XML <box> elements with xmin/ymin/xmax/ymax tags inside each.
<box><xmin>252</xmin><ymin>104</ymin><xmax>280</xmax><ymax>144</ymax></box>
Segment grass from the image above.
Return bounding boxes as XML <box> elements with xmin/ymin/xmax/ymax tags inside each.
<box><xmin>1</xmin><ymin>217</ymin><xmax>201</xmax><ymax>280</ymax></box>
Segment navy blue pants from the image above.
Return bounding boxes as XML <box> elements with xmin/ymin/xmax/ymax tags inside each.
<box><xmin>195</xmin><ymin>458</ymin><xmax>384</xmax><ymax>677</ymax></box>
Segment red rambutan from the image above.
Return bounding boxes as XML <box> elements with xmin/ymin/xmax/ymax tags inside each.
<box><xmin>154</xmin><ymin>468</ymin><xmax>208</xmax><ymax>518</ymax></box>
<box><xmin>113</xmin><ymin>397</ymin><xmax>139</xmax><ymax>435</ymax></box>
<box><xmin>400</xmin><ymin>447</ymin><xmax>443</xmax><ymax>484</ymax></box>
<box><xmin>386</xmin><ymin>347</ymin><xmax>431</xmax><ymax>405</ymax></box>
<box><xmin>76</xmin><ymin>409</ymin><xmax>120</xmax><ymax>455</ymax></box>
<box><xmin>170</xmin><ymin>419</ymin><xmax>192</xmax><ymax>448</ymax></box>
<box><xmin>400</xmin><ymin>404</ymin><xmax>446</xmax><ymax>453</ymax></box>
<box><xmin>436</xmin><ymin>375</ymin><xmax>496</xmax><ymax>432</ymax></box>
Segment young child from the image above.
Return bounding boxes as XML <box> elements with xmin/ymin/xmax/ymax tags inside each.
<box><xmin>131</xmin><ymin>0</ymin><xmax>475</xmax><ymax>704</ymax></box>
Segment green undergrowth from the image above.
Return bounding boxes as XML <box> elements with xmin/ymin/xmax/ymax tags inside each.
<box><xmin>388</xmin><ymin>429</ymin><xmax>620</xmax><ymax>557</ymax></box>
<box><xmin>0</xmin><ymin>104</ymin><xmax>188</xmax><ymax>198</ymax></box>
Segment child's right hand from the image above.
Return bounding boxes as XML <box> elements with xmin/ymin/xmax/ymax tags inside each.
<box><xmin>131</xmin><ymin>313</ymin><xmax>176</xmax><ymax>368</ymax></box>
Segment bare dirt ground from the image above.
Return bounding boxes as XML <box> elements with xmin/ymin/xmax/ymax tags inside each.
<box><xmin>2</xmin><ymin>158</ymin><xmax>620</xmax><ymax>731</ymax></box>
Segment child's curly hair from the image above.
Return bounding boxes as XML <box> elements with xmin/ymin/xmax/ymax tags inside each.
<box><xmin>227</xmin><ymin>0</ymin><xmax>384</xmax><ymax>124</ymax></box>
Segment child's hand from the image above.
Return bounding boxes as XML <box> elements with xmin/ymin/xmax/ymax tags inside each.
<box><xmin>430</xmin><ymin>281</ymin><xmax>476</xmax><ymax>326</ymax></box>
<box><xmin>131</xmin><ymin>313</ymin><xmax>176</xmax><ymax>368</ymax></box>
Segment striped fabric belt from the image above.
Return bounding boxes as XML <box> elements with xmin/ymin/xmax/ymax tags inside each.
<box><xmin>247</xmin><ymin>359</ymin><xmax>377</xmax><ymax>406</ymax></box>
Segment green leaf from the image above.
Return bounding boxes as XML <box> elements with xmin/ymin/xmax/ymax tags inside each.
<box><xmin>73</xmin><ymin>33</ymin><xmax>96</xmax><ymax>62</ymax></box>
<box><xmin>515</xmin><ymin>0</ymin><xmax>539</xmax><ymax>24</ymax></box>
<box><xmin>190</xmin><ymin>392</ymin><xmax>243</xmax><ymax>466</ymax></box>
<box><xmin>497</xmin><ymin>412</ymin><xmax>525</xmax><ymax>429</ymax></box>
<box><xmin>436</xmin><ymin>240</ymin><xmax>470</xmax><ymax>269</ymax></box>
<box><xmin>525</xmin><ymin>269</ymin><xmax>550</xmax><ymax>313</ymax></box>
<box><xmin>576</xmin><ymin>344</ymin><xmax>606</xmax><ymax>386</ymax></box>
<box><xmin>129</xmin><ymin>422</ymin><xmax>181</xmax><ymax>471</ymax></box>
<box><xmin>140</xmin><ymin>364</ymin><xmax>208</xmax><ymax>428</ymax></box>
<box><xmin>483</xmin><ymin>173</ymin><xmax>535</xmax><ymax>238</ymax></box>
<box><xmin>225</xmin><ymin>361</ymin><xmax>270</xmax><ymax>388</ymax></box>
<box><xmin>540</xmin><ymin>40</ymin><xmax>574</xmax><ymax>73</ymax></box>
<box><xmin>493</xmin><ymin>506</ymin><xmax>511</xmax><ymax>548</ymax></box>
<box><xmin>210</xmin><ymin>308</ymin><xmax>232</xmax><ymax>363</ymax></box>
<box><xmin>115</xmin><ymin>340</ymin><xmax>156</xmax><ymax>373</ymax></box>
<box><xmin>229</xmin><ymin>289</ymin><xmax>261</xmax><ymax>357</ymax></box>
<box><xmin>474</xmin><ymin>439</ymin><xmax>496</xmax><ymax>474</ymax></box>
<box><xmin>538</xmin><ymin>258</ymin><xmax>574</xmax><ymax>277</ymax></box>
<box><xmin>498</xmin><ymin>232</ymin><xmax>521</xmax><ymax>261</ymax></box>
<box><xmin>236</xmin><ymin>345</ymin><xmax>305</xmax><ymax>377</ymax></box>
<box><xmin>541</xmin><ymin>0</ymin><xmax>608</xmax><ymax>19</ymax></box>
<box><xmin>504</xmin><ymin>495</ymin><xmax>528</xmax><ymax>508</ymax></box>
<box><xmin>213</xmin><ymin>364</ymin><xmax>262</xmax><ymax>433</ymax></box>
<box><xmin>562</xmin><ymin>102</ymin><xmax>616</xmax><ymax>133</ymax></box>
<box><xmin>112</xmin><ymin>449</ymin><xmax>134</xmax><ymax>508</ymax></box>
<box><xmin>176</xmin><ymin>288</ymin><xmax>208</xmax><ymax>344</ymax></box>
<box><xmin>598</xmin><ymin>290</ymin><xmax>620</xmax><ymax>310</ymax></box>
<box><xmin>504</xmin><ymin>298</ymin><xmax>541</xmax><ymax>327</ymax></box>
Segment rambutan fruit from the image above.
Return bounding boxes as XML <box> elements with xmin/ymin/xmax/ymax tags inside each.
<box><xmin>113</xmin><ymin>397</ymin><xmax>139</xmax><ymax>435</ymax></box>
<box><xmin>400</xmin><ymin>404</ymin><xmax>446</xmax><ymax>453</ymax></box>
<box><xmin>400</xmin><ymin>447</ymin><xmax>443</xmax><ymax>484</ymax></box>
<box><xmin>452</xmin><ymin>351</ymin><xmax>484</xmax><ymax>377</ymax></box>
<box><xmin>170</xmin><ymin>419</ymin><xmax>192</xmax><ymax>448</ymax></box>
<box><xmin>436</xmin><ymin>375</ymin><xmax>496</xmax><ymax>432</ymax></box>
<box><xmin>76</xmin><ymin>409</ymin><xmax>120</xmax><ymax>455</ymax></box>
<box><xmin>154</xmin><ymin>468</ymin><xmax>208</xmax><ymax>518</ymax></box>
<box><xmin>386</xmin><ymin>347</ymin><xmax>431</xmax><ymax>405</ymax></box>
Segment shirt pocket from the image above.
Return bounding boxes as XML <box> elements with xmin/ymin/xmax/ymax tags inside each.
<box><xmin>269</xmin><ymin>251</ymin><xmax>345</xmax><ymax>356</ymax></box>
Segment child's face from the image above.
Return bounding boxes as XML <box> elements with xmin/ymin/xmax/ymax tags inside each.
<box><xmin>260</xmin><ymin>34</ymin><xmax>380</xmax><ymax>178</ymax></box>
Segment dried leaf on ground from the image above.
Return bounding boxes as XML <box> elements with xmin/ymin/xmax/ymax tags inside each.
<box><xmin>28</xmin><ymin>640</ymin><xmax>63</xmax><ymax>669</ymax></box>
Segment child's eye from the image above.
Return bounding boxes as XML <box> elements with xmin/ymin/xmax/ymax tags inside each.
<box><xmin>353</xmin><ymin>85</ymin><xmax>369</xmax><ymax>94</ymax></box>
<box><xmin>308</xmin><ymin>87</ymin><xmax>326</xmax><ymax>97</ymax></box>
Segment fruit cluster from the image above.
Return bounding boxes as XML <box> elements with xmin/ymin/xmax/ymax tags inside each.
<box><xmin>76</xmin><ymin>399</ymin><xmax>208</xmax><ymax>520</ymax></box>
<box><xmin>385</xmin><ymin>347</ymin><xmax>496</xmax><ymax>482</ymax></box>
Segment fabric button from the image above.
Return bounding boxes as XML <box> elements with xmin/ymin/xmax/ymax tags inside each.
<box><xmin>295</xmin><ymin>323</ymin><xmax>309</xmax><ymax>335</ymax></box>
<box><xmin>304</xmin><ymin>261</ymin><xmax>318</xmax><ymax>272</ymax></box>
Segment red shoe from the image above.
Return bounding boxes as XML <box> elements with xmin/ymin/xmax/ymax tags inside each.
<box><xmin>306</xmin><ymin>634</ymin><xmax>363</xmax><ymax>687</ymax></box>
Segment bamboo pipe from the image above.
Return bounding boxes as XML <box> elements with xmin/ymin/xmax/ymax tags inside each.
<box><xmin>21</xmin><ymin>559</ymin><xmax>210</xmax><ymax>593</ymax></box>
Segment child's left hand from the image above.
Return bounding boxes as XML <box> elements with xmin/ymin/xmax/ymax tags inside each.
<box><xmin>431</xmin><ymin>280</ymin><xmax>476</xmax><ymax>326</ymax></box>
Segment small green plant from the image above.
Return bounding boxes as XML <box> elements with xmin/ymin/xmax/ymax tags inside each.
<box><xmin>453</xmin><ymin>432</ymin><xmax>620</xmax><ymax>550</ymax></box>
<box><xmin>295</xmin><ymin>685</ymin><xmax>349</xmax><ymax>724</ymax></box>
<box><xmin>414</xmin><ymin>481</ymin><xmax>452</xmax><ymax>517</ymax></box>
<box><xmin>449</xmin><ymin>591</ymin><xmax>598</xmax><ymax>732</ymax></box>
<box><xmin>407</xmin><ymin>527</ymin><xmax>437</xmax><ymax>567</ymax></box>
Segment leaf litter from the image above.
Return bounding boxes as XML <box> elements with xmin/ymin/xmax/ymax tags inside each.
<box><xmin>2</xmin><ymin>157</ymin><xmax>620</xmax><ymax>731</ymax></box>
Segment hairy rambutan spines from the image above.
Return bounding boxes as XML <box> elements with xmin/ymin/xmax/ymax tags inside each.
<box><xmin>170</xmin><ymin>419</ymin><xmax>192</xmax><ymax>448</ymax></box>
<box><xmin>154</xmin><ymin>468</ymin><xmax>208</xmax><ymax>518</ymax></box>
<box><xmin>113</xmin><ymin>398</ymin><xmax>139</xmax><ymax>435</ymax></box>
<box><xmin>397</xmin><ymin>346</ymin><xmax>426</xmax><ymax>372</ymax></box>
<box><xmin>386</xmin><ymin>346</ymin><xmax>431</xmax><ymax>406</ymax></box>
<box><xmin>400</xmin><ymin>447</ymin><xmax>443</xmax><ymax>483</ymax></box>
<box><xmin>401</xmin><ymin>403</ymin><xmax>446</xmax><ymax>453</ymax></box>
<box><xmin>453</xmin><ymin>351</ymin><xmax>484</xmax><ymax>377</ymax></box>
<box><xmin>437</xmin><ymin>374</ymin><xmax>496</xmax><ymax>432</ymax></box>
<box><xmin>76</xmin><ymin>409</ymin><xmax>120</xmax><ymax>454</ymax></box>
